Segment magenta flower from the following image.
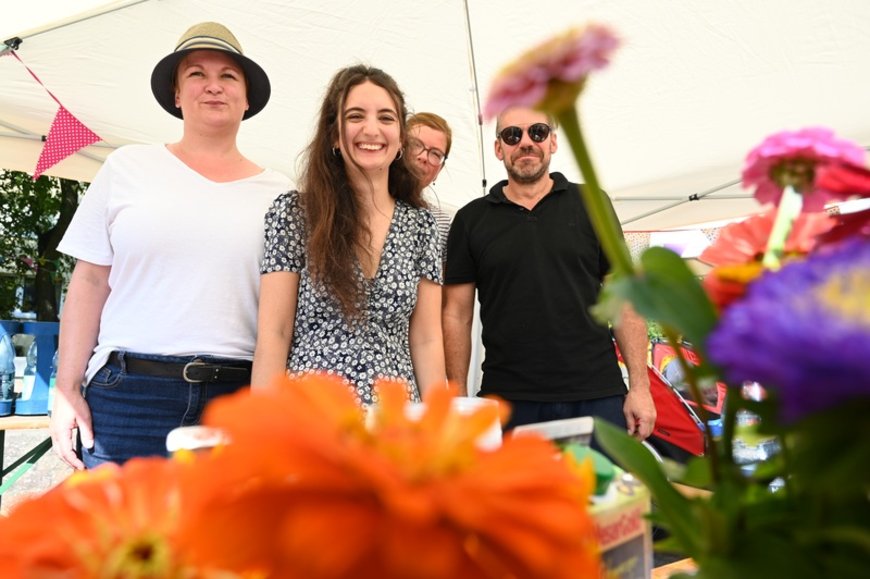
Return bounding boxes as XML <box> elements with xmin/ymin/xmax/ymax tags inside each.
<box><xmin>815</xmin><ymin>162</ymin><xmax>870</xmax><ymax>198</ymax></box>
<box><xmin>742</xmin><ymin>127</ymin><xmax>866</xmax><ymax>211</ymax></box>
<box><xmin>483</xmin><ymin>24</ymin><xmax>620</xmax><ymax>120</ymax></box>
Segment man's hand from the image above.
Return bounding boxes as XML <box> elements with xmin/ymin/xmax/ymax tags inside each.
<box><xmin>49</xmin><ymin>389</ymin><xmax>93</xmax><ymax>470</ymax></box>
<box><xmin>624</xmin><ymin>385</ymin><xmax>656</xmax><ymax>440</ymax></box>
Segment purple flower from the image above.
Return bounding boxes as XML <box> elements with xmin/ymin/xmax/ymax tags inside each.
<box><xmin>708</xmin><ymin>238</ymin><xmax>870</xmax><ymax>422</ymax></box>
<box><xmin>742</xmin><ymin>127</ymin><xmax>866</xmax><ymax>211</ymax></box>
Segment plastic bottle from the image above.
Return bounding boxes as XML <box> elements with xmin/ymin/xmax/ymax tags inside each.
<box><xmin>0</xmin><ymin>332</ymin><xmax>15</xmax><ymax>402</ymax></box>
<box><xmin>47</xmin><ymin>349</ymin><xmax>58</xmax><ymax>416</ymax></box>
<box><xmin>21</xmin><ymin>340</ymin><xmax>37</xmax><ymax>400</ymax></box>
<box><xmin>735</xmin><ymin>381</ymin><xmax>763</xmax><ymax>428</ymax></box>
<box><xmin>733</xmin><ymin>381</ymin><xmax>780</xmax><ymax>466</ymax></box>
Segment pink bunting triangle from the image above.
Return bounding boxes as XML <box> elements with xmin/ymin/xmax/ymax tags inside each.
<box><xmin>33</xmin><ymin>106</ymin><xmax>101</xmax><ymax>179</ymax></box>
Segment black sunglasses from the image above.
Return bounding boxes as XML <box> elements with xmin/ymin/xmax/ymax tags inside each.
<box><xmin>497</xmin><ymin>123</ymin><xmax>552</xmax><ymax>146</ymax></box>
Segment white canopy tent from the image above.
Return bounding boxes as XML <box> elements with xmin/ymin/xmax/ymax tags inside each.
<box><xmin>2</xmin><ymin>0</ymin><xmax>870</xmax><ymax>232</ymax></box>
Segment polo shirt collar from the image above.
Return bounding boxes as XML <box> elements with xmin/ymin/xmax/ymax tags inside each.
<box><xmin>486</xmin><ymin>172</ymin><xmax>570</xmax><ymax>204</ymax></box>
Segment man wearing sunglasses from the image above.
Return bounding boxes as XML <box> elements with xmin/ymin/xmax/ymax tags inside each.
<box><xmin>442</xmin><ymin>106</ymin><xmax>656</xmax><ymax>445</ymax></box>
<box><xmin>407</xmin><ymin>112</ymin><xmax>455</xmax><ymax>266</ymax></box>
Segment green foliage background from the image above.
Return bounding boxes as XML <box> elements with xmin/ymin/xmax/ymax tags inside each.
<box><xmin>0</xmin><ymin>170</ymin><xmax>86</xmax><ymax>320</ymax></box>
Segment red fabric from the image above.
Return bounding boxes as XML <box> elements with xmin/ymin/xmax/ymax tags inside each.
<box><xmin>617</xmin><ymin>343</ymin><xmax>707</xmax><ymax>456</ymax></box>
<box><xmin>34</xmin><ymin>106</ymin><xmax>101</xmax><ymax>178</ymax></box>
<box><xmin>651</xmin><ymin>342</ymin><xmax>725</xmax><ymax>415</ymax></box>
<box><xmin>647</xmin><ymin>366</ymin><xmax>705</xmax><ymax>456</ymax></box>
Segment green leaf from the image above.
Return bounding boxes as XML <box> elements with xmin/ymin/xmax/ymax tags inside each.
<box><xmin>697</xmin><ymin>530</ymin><xmax>825</xmax><ymax>579</ymax></box>
<box><xmin>679</xmin><ymin>455</ymin><xmax>714</xmax><ymax>489</ymax></box>
<box><xmin>606</xmin><ymin>247</ymin><xmax>719</xmax><ymax>355</ymax></box>
<box><xmin>594</xmin><ymin>418</ymin><xmax>702</xmax><ymax>554</ymax></box>
<box><xmin>784</xmin><ymin>399</ymin><xmax>870</xmax><ymax>495</ymax></box>
<box><xmin>0</xmin><ymin>170</ymin><xmax>85</xmax><ymax>319</ymax></box>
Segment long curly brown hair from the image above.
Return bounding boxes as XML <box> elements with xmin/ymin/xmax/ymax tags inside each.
<box><xmin>299</xmin><ymin>65</ymin><xmax>424</xmax><ymax>319</ymax></box>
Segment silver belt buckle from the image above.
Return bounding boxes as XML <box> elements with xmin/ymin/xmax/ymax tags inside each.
<box><xmin>182</xmin><ymin>360</ymin><xmax>207</xmax><ymax>383</ymax></box>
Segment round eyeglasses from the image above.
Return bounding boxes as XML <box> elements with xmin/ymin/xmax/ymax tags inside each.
<box><xmin>408</xmin><ymin>138</ymin><xmax>447</xmax><ymax>166</ymax></box>
<box><xmin>497</xmin><ymin>123</ymin><xmax>552</xmax><ymax>146</ymax></box>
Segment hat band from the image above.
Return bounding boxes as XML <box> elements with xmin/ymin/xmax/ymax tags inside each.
<box><xmin>175</xmin><ymin>35</ymin><xmax>243</xmax><ymax>55</ymax></box>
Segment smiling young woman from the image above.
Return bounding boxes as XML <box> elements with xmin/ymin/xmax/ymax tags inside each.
<box><xmin>252</xmin><ymin>65</ymin><xmax>447</xmax><ymax>406</ymax></box>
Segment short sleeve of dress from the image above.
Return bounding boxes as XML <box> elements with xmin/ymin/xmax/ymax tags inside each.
<box><xmin>261</xmin><ymin>190</ymin><xmax>306</xmax><ymax>274</ymax></box>
<box><xmin>416</xmin><ymin>207</ymin><xmax>443</xmax><ymax>285</ymax></box>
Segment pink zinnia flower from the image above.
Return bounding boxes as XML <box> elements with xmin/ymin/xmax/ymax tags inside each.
<box><xmin>483</xmin><ymin>24</ymin><xmax>620</xmax><ymax>119</ymax></box>
<box><xmin>742</xmin><ymin>127</ymin><xmax>866</xmax><ymax>211</ymax></box>
<box><xmin>815</xmin><ymin>162</ymin><xmax>870</xmax><ymax>198</ymax></box>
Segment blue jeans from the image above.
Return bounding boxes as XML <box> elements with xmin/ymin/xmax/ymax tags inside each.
<box><xmin>80</xmin><ymin>351</ymin><xmax>250</xmax><ymax>469</ymax></box>
<box><xmin>501</xmin><ymin>395</ymin><xmax>628</xmax><ymax>456</ymax></box>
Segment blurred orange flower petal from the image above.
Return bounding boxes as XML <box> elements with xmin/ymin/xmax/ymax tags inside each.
<box><xmin>181</xmin><ymin>375</ymin><xmax>599</xmax><ymax>578</ymax></box>
<box><xmin>0</xmin><ymin>458</ymin><xmax>197</xmax><ymax>578</ymax></box>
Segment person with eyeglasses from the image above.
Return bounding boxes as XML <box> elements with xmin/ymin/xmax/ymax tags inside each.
<box><xmin>442</xmin><ymin>106</ymin><xmax>656</xmax><ymax>447</ymax></box>
<box><xmin>407</xmin><ymin>112</ymin><xmax>455</xmax><ymax>265</ymax></box>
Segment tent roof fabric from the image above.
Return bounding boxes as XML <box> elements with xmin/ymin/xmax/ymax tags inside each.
<box><xmin>3</xmin><ymin>0</ymin><xmax>870</xmax><ymax>230</ymax></box>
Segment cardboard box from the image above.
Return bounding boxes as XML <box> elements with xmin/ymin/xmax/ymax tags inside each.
<box><xmin>511</xmin><ymin>418</ymin><xmax>652</xmax><ymax>578</ymax></box>
<box><xmin>590</xmin><ymin>470</ymin><xmax>652</xmax><ymax>578</ymax></box>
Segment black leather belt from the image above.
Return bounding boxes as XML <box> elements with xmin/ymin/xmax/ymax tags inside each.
<box><xmin>109</xmin><ymin>352</ymin><xmax>252</xmax><ymax>384</ymax></box>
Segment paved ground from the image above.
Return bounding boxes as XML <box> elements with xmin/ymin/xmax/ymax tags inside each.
<box><xmin>1</xmin><ymin>428</ymin><xmax>72</xmax><ymax>516</ymax></box>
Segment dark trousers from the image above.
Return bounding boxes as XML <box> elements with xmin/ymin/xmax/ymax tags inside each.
<box><xmin>501</xmin><ymin>394</ymin><xmax>628</xmax><ymax>456</ymax></box>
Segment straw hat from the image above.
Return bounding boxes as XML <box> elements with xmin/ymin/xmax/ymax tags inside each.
<box><xmin>151</xmin><ymin>22</ymin><xmax>270</xmax><ymax>120</ymax></box>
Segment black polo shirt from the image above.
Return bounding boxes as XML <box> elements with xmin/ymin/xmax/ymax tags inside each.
<box><xmin>445</xmin><ymin>172</ymin><xmax>626</xmax><ymax>401</ymax></box>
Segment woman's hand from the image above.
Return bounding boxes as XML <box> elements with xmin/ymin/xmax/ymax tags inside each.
<box><xmin>50</xmin><ymin>387</ymin><xmax>93</xmax><ymax>470</ymax></box>
<box><xmin>51</xmin><ymin>259</ymin><xmax>110</xmax><ymax>469</ymax></box>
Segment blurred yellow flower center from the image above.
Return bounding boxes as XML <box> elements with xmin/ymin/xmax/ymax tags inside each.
<box><xmin>370</xmin><ymin>416</ymin><xmax>480</xmax><ymax>481</ymax></box>
<box><xmin>815</xmin><ymin>268</ymin><xmax>870</xmax><ymax>325</ymax></box>
<box><xmin>104</xmin><ymin>533</ymin><xmax>173</xmax><ymax>577</ymax></box>
<box><xmin>714</xmin><ymin>262</ymin><xmax>763</xmax><ymax>283</ymax></box>
<box><xmin>542</xmin><ymin>78</ymin><xmax>586</xmax><ymax>116</ymax></box>
<box><xmin>770</xmin><ymin>158</ymin><xmax>815</xmax><ymax>192</ymax></box>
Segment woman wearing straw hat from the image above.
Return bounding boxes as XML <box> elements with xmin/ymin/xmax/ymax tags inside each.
<box><xmin>50</xmin><ymin>22</ymin><xmax>290</xmax><ymax>469</ymax></box>
<box><xmin>252</xmin><ymin>65</ymin><xmax>446</xmax><ymax>404</ymax></box>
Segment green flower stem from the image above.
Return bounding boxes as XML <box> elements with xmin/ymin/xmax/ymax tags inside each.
<box><xmin>556</xmin><ymin>107</ymin><xmax>634</xmax><ymax>275</ymax></box>
<box><xmin>761</xmin><ymin>184</ymin><xmax>803</xmax><ymax>269</ymax></box>
<box><xmin>721</xmin><ymin>384</ymin><xmax>740</xmax><ymax>473</ymax></box>
<box><xmin>776</xmin><ymin>430</ymin><xmax>795</xmax><ymax>500</ymax></box>
<box><xmin>663</xmin><ymin>327</ymin><xmax>721</xmax><ymax>483</ymax></box>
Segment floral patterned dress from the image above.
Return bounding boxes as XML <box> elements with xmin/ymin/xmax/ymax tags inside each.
<box><xmin>261</xmin><ymin>191</ymin><xmax>442</xmax><ymax>403</ymax></box>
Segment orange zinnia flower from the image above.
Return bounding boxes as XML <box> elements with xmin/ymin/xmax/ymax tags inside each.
<box><xmin>0</xmin><ymin>457</ymin><xmax>204</xmax><ymax>578</ymax></box>
<box><xmin>178</xmin><ymin>374</ymin><xmax>600</xmax><ymax>579</ymax></box>
<box><xmin>699</xmin><ymin>209</ymin><xmax>834</xmax><ymax>309</ymax></box>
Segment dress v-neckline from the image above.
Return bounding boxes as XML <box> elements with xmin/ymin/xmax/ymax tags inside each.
<box><xmin>361</xmin><ymin>201</ymin><xmax>399</xmax><ymax>282</ymax></box>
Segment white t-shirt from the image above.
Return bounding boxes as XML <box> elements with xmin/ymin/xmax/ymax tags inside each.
<box><xmin>58</xmin><ymin>144</ymin><xmax>291</xmax><ymax>385</ymax></box>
